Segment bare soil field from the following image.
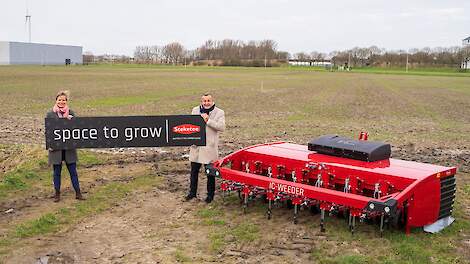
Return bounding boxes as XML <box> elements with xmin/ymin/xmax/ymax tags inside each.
<box><xmin>0</xmin><ymin>65</ymin><xmax>469</xmax><ymax>263</ymax></box>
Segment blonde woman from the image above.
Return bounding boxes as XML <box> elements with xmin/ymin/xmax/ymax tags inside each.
<box><xmin>46</xmin><ymin>91</ymin><xmax>85</xmax><ymax>202</ymax></box>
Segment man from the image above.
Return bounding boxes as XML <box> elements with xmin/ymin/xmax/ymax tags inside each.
<box><xmin>185</xmin><ymin>93</ymin><xmax>225</xmax><ymax>203</ymax></box>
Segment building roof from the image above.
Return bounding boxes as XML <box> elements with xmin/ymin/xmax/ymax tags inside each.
<box><xmin>0</xmin><ymin>41</ymin><xmax>82</xmax><ymax>48</ymax></box>
<box><xmin>464</xmin><ymin>36</ymin><xmax>470</xmax><ymax>41</ymax></box>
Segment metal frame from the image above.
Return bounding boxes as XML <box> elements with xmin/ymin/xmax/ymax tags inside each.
<box><xmin>207</xmin><ymin>142</ymin><xmax>457</xmax><ymax>235</ymax></box>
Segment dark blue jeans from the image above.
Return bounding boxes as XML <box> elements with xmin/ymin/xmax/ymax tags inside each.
<box><xmin>53</xmin><ymin>163</ymin><xmax>81</xmax><ymax>193</ymax></box>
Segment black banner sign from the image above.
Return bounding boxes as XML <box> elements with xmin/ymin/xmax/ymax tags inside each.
<box><xmin>45</xmin><ymin>115</ymin><xmax>206</xmax><ymax>150</ymax></box>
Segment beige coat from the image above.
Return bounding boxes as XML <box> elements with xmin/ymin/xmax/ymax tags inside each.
<box><xmin>189</xmin><ymin>106</ymin><xmax>225</xmax><ymax>164</ymax></box>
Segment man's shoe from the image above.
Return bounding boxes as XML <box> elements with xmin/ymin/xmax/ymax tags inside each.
<box><xmin>205</xmin><ymin>196</ymin><xmax>213</xmax><ymax>204</ymax></box>
<box><xmin>76</xmin><ymin>191</ymin><xmax>86</xmax><ymax>200</ymax></box>
<box><xmin>184</xmin><ymin>194</ymin><xmax>196</xmax><ymax>201</ymax></box>
<box><xmin>53</xmin><ymin>190</ymin><xmax>60</xmax><ymax>203</ymax></box>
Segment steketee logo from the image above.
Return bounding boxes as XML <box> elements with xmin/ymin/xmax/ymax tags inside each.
<box><xmin>172</xmin><ymin>124</ymin><xmax>200</xmax><ymax>135</ymax></box>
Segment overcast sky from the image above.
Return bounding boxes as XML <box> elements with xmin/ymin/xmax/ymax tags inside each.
<box><xmin>0</xmin><ymin>0</ymin><xmax>469</xmax><ymax>56</ymax></box>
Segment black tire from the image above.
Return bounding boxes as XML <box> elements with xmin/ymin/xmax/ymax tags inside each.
<box><xmin>261</xmin><ymin>194</ymin><xmax>268</xmax><ymax>204</ymax></box>
<box><xmin>310</xmin><ymin>205</ymin><xmax>320</xmax><ymax>215</ymax></box>
<box><xmin>286</xmin><ymin>200</ymin><xmax>294</xmax><ymax>209</ymax></box>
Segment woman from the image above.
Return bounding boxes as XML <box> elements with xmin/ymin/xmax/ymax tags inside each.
<box><xmin>46</xmin><ymin>91</ymin><xmax>85</xmax><ymax>202</ymax></box>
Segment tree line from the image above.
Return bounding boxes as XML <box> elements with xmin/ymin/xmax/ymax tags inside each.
<box><xmin>294</xmin><ymin>46</ymin><xmax>470</xmax><ymax>68</ymax></box>
<box><xmin>84</xmin><ymin>40</ymin><xmax>470</xmax><ymax>68</ymax></box>
<box><xmin>133</xmin><ymin>39</ymin><xmax>288</xmax><ymax>66</ymax></box>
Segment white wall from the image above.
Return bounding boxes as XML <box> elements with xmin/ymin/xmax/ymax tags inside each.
<box><xmin>7</xmin><ymin>42</ymin><xmax>82</xmax><ymax>65</ymax></box>
<box><xmin>0</xmin><ymin>42</ymin><xmax>10</xmax><ymax>65</ymax></box>
<box><xmin>288</xmin><ymin>60</ymin><xmax>332</xmax><ymax>66</ymax></box>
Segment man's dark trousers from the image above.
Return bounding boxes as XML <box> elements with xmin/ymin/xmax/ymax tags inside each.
<box><xmin>189</xmin><ymin>162</ymin><xmax>215</xmax><ymax>198</ymax></box>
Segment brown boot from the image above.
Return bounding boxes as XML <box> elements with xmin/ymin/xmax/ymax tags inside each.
<box><xmin>75</xmin><ymin>190</ymin><xmax>86</xmax><ymax>200</ymax></box>
<box><xmin>54</xmin><ymin>190</ymin><xmax>60</xmax><ymax>203</ymax></box>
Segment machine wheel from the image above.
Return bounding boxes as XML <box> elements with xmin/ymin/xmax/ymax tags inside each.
<box><xmin>342</xmin><ymin>209</ymin><xmax>350</xmax><ymax>224</ymax></box>
<box><xmin>336</xmin><ymin>208</ymin><xmax>348</xmax><ymax>219</ymax></box>
<box><xmin>261</xmin><ymin>194</ymin><xmax>268</xmax><ymax>204</ymax></box>
<box><xmin>310</xmin><ymin>205</ymin><xmax>320</xmax><ymax>215</ymax></box>
<box><xmin>286</xmin><ymin>200</ymin><xmax>294</xmax><ymax>209</ymax></box>
<box><xmin>390</xmin><ymin>208</ymin><xmax>406</xmax><ymax>229</ymax></box>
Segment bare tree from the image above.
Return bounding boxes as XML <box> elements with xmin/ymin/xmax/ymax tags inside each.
<box><xmin>310</xmin><ymin>51</ymin><xmax>325</xmax><ymax>61</ymax></box>
<box><xmin>163</xmin><ymin>42</ymin><xmax>185</xmax><ymax>64</ymax></box>
<box><xmin>150</xmin><ymin>45</ymin><xmax>162</xmax><ymax>63</ymax></box>
<box><xmin>82</xmin><ymin>51</ymin><xmax>94</xmax><ymax>64</ymax></box>
<box><xmin>294</xmin><ymin>52</ymin><xmax>310</xmax><ymax>61</ymax></box>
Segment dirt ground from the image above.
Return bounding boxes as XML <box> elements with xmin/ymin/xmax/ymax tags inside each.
<box><xmin>3</xmin><ymin>167</ymin><xmax>325</xmax><ymax>264</ymax></box>
<box><xmin>1</xmin><ymin>146</ymin><xmax>326</xmax><ymax>264</ymax></box>
<box><xmin>1</xmin><ymin>67</ymin><xmax>470</xmax><ymax>264</ymax></box>
<box><xmin>1</xmin><ymin>115</ymin><xmax>469</xmax><ymax>264</ymax></box>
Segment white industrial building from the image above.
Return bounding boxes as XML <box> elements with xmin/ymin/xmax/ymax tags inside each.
<box><xmin>0</xmin><ymin>41</ymin><xmax>82</xmax><ymax>65</ymax></box>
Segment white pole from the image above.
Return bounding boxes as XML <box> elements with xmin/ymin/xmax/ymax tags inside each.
<box><xmin>406</xmin><ymin>53</ymin><xmax>409</xmax><ymax>73</ymax></box>
<box><xmin>28</xmin><ymin>16</ymin><xmax>31</xmax><ymax>43</ymax></box>
<box><xmin>25</xmin><ymin>15</ymin><xmax>31</xmax><ymax>43</ymax></box>
<box><xmin>348</xmin><ymin>52</ymin><xmax>351</xmax><ymax>70</ymax></box>
<box><xmin>26</xmin><ymin>0</ymin><xmax>31</xmax><ymax>43</ymax></box>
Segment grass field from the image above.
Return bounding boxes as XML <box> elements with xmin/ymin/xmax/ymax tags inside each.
<box><xmin>1</xmin><ymin>64</ymin><xmax>469</xmax><ymax>145</ymax></box>
<box><xmin>0</xmin><ymin>65</ymin><xmax>469</xmax><ymax>263</ymax></box>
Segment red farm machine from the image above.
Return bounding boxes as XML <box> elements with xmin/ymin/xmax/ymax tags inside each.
<box><xmin>205</xmin><ymin>134</ymin><xmax>456</xmax><ymax>235</ymax></box>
